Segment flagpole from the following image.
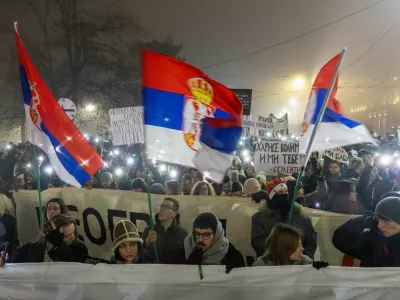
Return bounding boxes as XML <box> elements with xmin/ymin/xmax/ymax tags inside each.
<box><xmin>146</xmin><ymin>167</ymin><xmax>159</xmax><ymax>263</ymax></box>
<box><xmin>32</xmin><ymin>145</ymin><xmax>44</xmax><ymax>229</ymax></box>
<box><xmin>288</xmin><ymin>48</ymin><xmax>347</xmax><ymax>225</ymax></box>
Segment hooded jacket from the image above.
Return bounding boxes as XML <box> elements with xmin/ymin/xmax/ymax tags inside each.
<box><xmin>251</xmin><ymin>202</ymin><xmax>317</xmax><ymax>258</ymax></box>
<box><xmin>142</xmin><ymin>213</ymin><xmax>188</xmax><ymax>264</ymax></box>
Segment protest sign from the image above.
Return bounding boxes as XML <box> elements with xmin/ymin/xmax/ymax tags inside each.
<box><xmin>254</xmin><ymin>114</ymin><xmax>289</xmax><ymax>138</ymax></box>
<box><xmin>109</xmin><ymin>106</ymin><xmax>144</xmax><ymax>145</ymax></box>
<box><xmin>3</xmin><ymin>264</ymin><xmax>400</xmax><ymax>300</ymax></box>
<box><xmin>15</xmin><ymin>188</ymin><xmax>354</xmax><ymax>266</ymax></box>
<box><xmin>254</xmin><ymin>141</ymin><xmax>305</xmax><ymax>176</ymax></box>
<box><xmin>323</xmin><ymin>147</ymin><xmax>349</xmax><ymax>164</ymax></box>
<box><xmin>232</xmin><ymin>89</ymin><xmax>252</xmax><ymax>115</ymax></box>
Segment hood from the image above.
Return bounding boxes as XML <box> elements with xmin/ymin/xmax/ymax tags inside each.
<box><xmin>259</xmin><ymin>199</ymin><xmax>304</xmax><ymax>215</ymax></box>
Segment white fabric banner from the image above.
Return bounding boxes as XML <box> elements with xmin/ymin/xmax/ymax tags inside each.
<box><xmin>109</xmin><ymin>106</ymin><xmax>144</xmax><ymax>145</ymax></box>
<box><xmin>2</xmin><ymin>263</ymin><xmax>400</xmax><ymax>299</ymax></box>
<box><xmin>14</xmin><ymin>188</ymin><xmax>355</xmax><ymax>265</ymax></box>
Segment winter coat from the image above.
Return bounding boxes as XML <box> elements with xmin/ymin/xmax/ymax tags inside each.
<box><xmin>12</xmin><ymin>239</ymin><xmax>88</xmax><ymax>263</ymax></box>
<box><xmin>142</xmin><ymin>214</ymin><xmax>188</xmax><ymax>264</ymax></box>
<box><xmin>299</xmin><ymin>179</ymin><xmax>328</xmax><ymax>208</ymax></box>
<box><xmin>333</xmin><ymin>214</ymin><xmax>400</xmax><ymax>267</ymax></box>
<box><xmin>117</xmin><ymin>179</ymin><xmax>132</xmax><ymax>191</ymax></box>
<box><xmin>324</xmin><ymin>194</ymin><xmax>360</xmax><ymax>215</ymax></box>
<box><xmin>253</xmin><ymin>254</ymin><xmax>312</xmax><ymax>266</ymax></box>
<box><xmin>179</xmin><ymin>242</ymin><xmax>245</xmax><ymax>269</ymax></box>
<box><xmin>356</xmin><ymin>164</ymin><xmax>396</xmax><ymax>211</ymax></box>
<box><xmin>343</xmin><ymin>169</ymin><xmax>360</xmax><ymax>180</ymax></box>
<box><xmin>302</xmin><ymin>174</ymin><xmax>318</xmax><ymax>195</ymax></box>
<box><xmin>251</xmin><ymin>203</ymin><xmax>317</xmax><ymax>258</ymax></box>
<box><xmin>0</xmin><ymin>213</ymin><xmax>18</xmax><ymax>259</ymax></box>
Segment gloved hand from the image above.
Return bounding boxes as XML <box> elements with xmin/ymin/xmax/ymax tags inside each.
<box><xmin>44</xmin><ymin>222</ymin><xmax>63</xmax><ymax>248</ymax></box>
<box><xmin>226</xmin><ymin>264</ymin><xmax>235</xmax><ymax>274</ymax></box>
<box><xmin>312</xmin><ymin>261</ymin><xmax>329</xmax><ymax>270</ymax></box>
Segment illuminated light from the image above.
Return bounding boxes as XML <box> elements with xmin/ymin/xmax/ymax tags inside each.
<box><xmin>290</xmin><ymin>134</ymin><xmax>295</xmax><ymax>139</ymax></box>
<box><xmin>295</xmin><ymin>136</ymin><xmax>299</xmax><ymax>141</ymax></box>
<box><xmin>239</xmin><ymin>141</ymin><xmax>244</xmax><ymax>145</ymax></box>
<box><xmin>385</xmin><ymin>113</ymin><xmax>387</xmax><ymax>116</ymax></box>
<box><xmin>66</xmin><ymin>136</ymin><xmax>72</xmax><ymax>141</ymax></box>
<box><xmin>325</xmin><ymin>137</ymin><xmax>330</xmax><ymax>142</ymax></box>
<box><xmin>45</xmin><ymin>166</ymin><xmax>53</xmax><ymax>175</ymax></box>
<box><xmin>26</xmin><ymin>163</ymin><xmax>32</xmax><ymax>168</ymax></box>
<box><xmin>114</xmin><ymin>168</ymin><xmax>123</xmax><ymax>177</ymax></box>
<box><xmin>114</xmin><ymin>149</ymin><xmax>120</xmax><ymax>156</ymax></box>
<box><xmin>155</xmin><ymin>140</ymin><xmax>160</xmax><ymax>143</ymax></box>
<box><xmin>86</xmin><ymin>104</ymin><xmax>95</xmax><ymax>112</ymax></box>
<box><xmin>394</xmin><ymin>152</ymin><xmax>399</xmax><ymax>158</ymax></box>
<box><xmin>277</xmin><ymin>132</ymin><xmax>282</xmax><ymax>138</ymax></box>
<box><xmin>19</xmin><ymin>140</ymin><xmax>22</xmax><ymax>144</ymax></box>
<box><xmin>397</xmin><ymin>159</ymin><xmax>400</xmax><ymax>166</ymax></box>
<box><xmin>164</xmin><ymin>118</ymin><xmax>170</xmax><ymax>122</ymax></box>
<box><xmin>152</xmin><ymin>159</ymin><xmax>157</xmax><ymax>164</ymax></box>
<box><xmin>351</xmin><ymin>109</ymin><xmax>353</xmax><ymax>113</ymax></box>
<box><xmin>394</xmin><ymin>77</ymin><xmax>398</xmax><ymax>81</ymax></box>
<box><xmin>38</xmin><ymin>155</ymin><xmax>44</xmax><ymax>162</ymax></box>
<box><xmin>169</xmin><ymin>169</ymin><xmax>178</xmax><ymax>178</ymax></box>
<box><xmin>127</xmin><ymin>157</ymin><xmax>134</xmax><ymax>165</ymax></box>
<box><xmin>289</xmin><ymin>97</ymin><xmax>297</xmax><ymax>105</ymax></box>
<box><xmin>242</xmin><ymin>149</ymin><xmax>249</xmax><ymax>157</ymax></box>
<box><xmin>281</xmin><ymin>136</ymin><xmax>287</xmax><ymax>141</ymax></box>
<box><xmin>292</xmin><ymin>76</ymin><xmax>305</xmax><ymax>90</ymax></box>
<box><xmin>81</xmin><ymin>160</ymin><xmax>89</xmax><ymax>166</ymax></box>
<box><xmin>160</xmin><ymin>150</ymin><xmax>166</xmax><ymax>154</ymax></box>
<box><xmin>56</xmin><ymin>146</ymin><xmax>61</xmax><ymax>152</ymax></box>
<box><xmin>266</xmin><ymin>132</ymin><xmax>272</xmax><ymax>137</ymax></box>
<box><xmin>157</xmin><ymin>154</ymin><xmax>162</xmax><ymax>159</ymax></box>
<box><xmin>315</xmin><ymin>202</ymin><xmax>321</xmax><ymax>209</ymax></box>
<box><xmin>258</xmin><ymin>138</ymin><xmax>261</xmax><ymax>141</ymax></box>
<box><xmin>159</xmin><ymin>164</ymin><xmax>167</xmax><ymax>172</ymax></box>
<box><xmin>6</xmin><ymin>144</ymin><xmax>11</xmax><ymax>150</ymax></box>
<box><xmin>95</xmin><ymin>137</ymin><xmax>99</xmax><ymax>143</ymax></box>
<box><xmin>244</xmin><ymin>156</ymin><xmax>251</xmax><ymax>163</ymax></box>
<box><xmin>83</xmin><ymin>133</ymin><xmax>89</xmax><ymax>138</ymax></box>
<box><xmin>109</xmin><ymin>152</ymin><xmax>114</xmax><ymax>156</ymax></box>
<box><xmin>103</xmin><ymin>162</ymin><xmax>109</xmax><ymax>168</ymax></box>
<box><xmin>380</xmin><ymin>155</ymin><xmax>392</xmax><ymax>165</ymax></box>
<box><xmin>203</xmin><ymin>171</ymin><xmax>210</xmax><ymax>178</ymax></box>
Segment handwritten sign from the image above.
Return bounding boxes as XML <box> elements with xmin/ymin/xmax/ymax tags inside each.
<box><xmin>323</xmin><ymin>147</ymin><xmax>349</xmax><ymax>164</ymax></box>
<box><xmin>109</xmin><ymin>106</ymin><xmax>144</xmax><ymax>146</ymax></box>
<box><xmin>254</xmin><ymin>141</ymin><xmax>305</xmax><ymax>176</ymax></box>
<box><xmin>242</xmin><ymin>114</ymin><xmax>289</xmax><ymax>138</ymax></box>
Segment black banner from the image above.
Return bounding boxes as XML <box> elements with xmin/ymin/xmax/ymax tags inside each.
<box><xmin>232</xmin><ymin>89</ymin><xmax>252</xmax><ymax>116</ymax></box>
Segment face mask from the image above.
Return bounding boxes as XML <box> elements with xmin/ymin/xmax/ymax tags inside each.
<box><xmin>268</xmin><ymin>194</ymin><xmax>290</xmax><ymax>214</ymax></box>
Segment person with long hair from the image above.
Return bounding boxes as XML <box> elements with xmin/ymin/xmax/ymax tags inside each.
<box><xmin>254</xmin><ymin>223</ymin><xmax>312</xmax><ymax>266</ymax></box>
<box><xmin>191</xmin><ymin>181</ymin><xmax>215</xmax><ymax>196</ymax></box>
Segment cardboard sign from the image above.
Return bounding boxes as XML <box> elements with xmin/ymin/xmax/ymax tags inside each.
<box><xmin>109</xmin><ymin>106</ymin><xmax>144</xmax><ymax>145</ymax></box>
<box><xmin>232</xmin><ymin>89</ymin><xmax>252</xmax><ymax>116</ymax></box>
<box><xmin>254</xmin><ymin>141</ymin><xmax>305</xmax><ymax>176</ymax></box>
<box><xmin>323</xmin><ymin>147</ymin><xmax>349</xmax><ymax>164</ymax></box>
<box><xmin>241</xmin><ymin>114</ymin><xmax>289</xmax><ymax>138</ymax></box>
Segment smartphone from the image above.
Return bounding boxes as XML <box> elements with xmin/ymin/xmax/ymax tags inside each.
<box><xmin>2</xmin><ymin>242</ymin><xmax>9</xmax><ymax>266</ymax></box>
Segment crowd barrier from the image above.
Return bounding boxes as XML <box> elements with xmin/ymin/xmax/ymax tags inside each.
<box><xmin>1</xmin><ymin>263</ymin><xmax>400</xmax><ymax>299</ymax></box>
<box><xmin>14</xmin><ymin>188</ymin><xmax>357</xmax><ymax>265</ymax></box>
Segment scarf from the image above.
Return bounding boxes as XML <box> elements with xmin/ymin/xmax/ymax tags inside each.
<box><xmin>184</xmin><ymin>217</ymin><xmax>229</xmax><ymax>265</ymax></box>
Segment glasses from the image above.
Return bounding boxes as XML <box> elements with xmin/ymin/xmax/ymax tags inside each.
<box><xmin>195</xmin><ymin>232</ymin><xmax>214</xmax><ymax>240</ymax></box>
<box><xmin>159</xmin><ymin>204</ymin><xmax>174</xmax><ymax>212</ymax></box>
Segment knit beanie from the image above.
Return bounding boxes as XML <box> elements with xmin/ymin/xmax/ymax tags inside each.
<box><xmin>112</xmin><ymin>220</ymin><xmax>143</xmax><ymax>253</ymax></box>
<box><xmin>256</xmin><ymin>173</ymin><xmax>267</xmax><ymax>185</ymax></box>
<box><xmin>193</xmin><ymin>212</ymin><xmax>218</xmax><ymax>234</ymax></box>
<box><xmin>376</xmin><ymin>197</ymin><xmax>400</xmax><ymax>225</ymax></box>
<box><xmin>243</xmin><ymin>178</ymin><xmax>261</xmax><ymax>195</ymax></box>
<box><xmin>229</xmin><ymin>170</ymin><xmax>240</xmax><ymax>183</ymax></box>
<box><xmin>266</xmin><ymin>178</ymin><xmax>288</xmax><ymax>199</ymax></box>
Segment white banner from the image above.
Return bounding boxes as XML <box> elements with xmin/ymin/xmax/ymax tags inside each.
<box><xmin>2</xmin><ymin>264</ymin><xmax>400</xmax><ymax>299</ymax></box>
<box><xmin>254</xmin><ymin>141</ymin><xmax>305</xmax><ymax>176</ymax></box>
<box><xmin>109</xmin><ymin>106</ymin><xmax>144</xmax><ymax>145</ymax></box>
<box><xmin>14</xmin><ymin>188</ymin><xmax>354</xmax><ymax>266</ymax></box>
<box><xmin>241</xmin><ymin>114</ymin><xmax>289</xmax><ymax>138</ymax></box>
<box><xmin>323</xmin><ymin>147</ymin><xmax>349</xmax><ymax>164</ymax></box>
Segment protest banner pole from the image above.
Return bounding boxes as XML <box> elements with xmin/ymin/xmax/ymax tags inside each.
<box><xmin>32</xmin><ymin>145</ymin><xmax>44</xmax><ymax>229</ymax></box>
<box><xmin>289</xmin><ymin>48</ymin><xmax>347</xmax><ymax>225</ymax></box>
<box><xmin>146</xmin><ymin>167</ymin><xmax>159</xmax><ymax>263</ymax></box>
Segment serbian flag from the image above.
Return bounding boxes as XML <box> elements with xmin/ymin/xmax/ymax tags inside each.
<box><xmin>142</xmin><ymin>51</ymin><xmax>242</xmax><ymax>182</ymax></box>
<box><xmin>15</xmin><ymin>23</ymin><xmax>103</xmax><ymax>187</ymax></box>
<box><xmin>299</xmin><ymin>53</ymin><xmax>376</xmax><ymax>154</ymax></box>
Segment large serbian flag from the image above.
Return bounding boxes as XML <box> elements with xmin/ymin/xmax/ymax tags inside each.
<box><xmin>142</xmin><ymin>51</ymin><xmax>242</xmax><ymax>182</ymax></box>
<box><xmin>299</xmin><ymin>53</ymin><xmax>376</xmax><ymax>154</ymax></box>
<box><xmin>15</xmin><ymin>23</ymin><xmax>103</xmax><ymax>187</ymax></box>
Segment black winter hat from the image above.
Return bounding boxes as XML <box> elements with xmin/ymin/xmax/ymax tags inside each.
<box><xmin>376</xmin><ymin>197</ymin><xmax>400</xmax><ymax>225</ymax></box>
<box><xmin>193</xmin><ymin>212</ymin><xmax>218</xmax><ymax>233</ymax></box>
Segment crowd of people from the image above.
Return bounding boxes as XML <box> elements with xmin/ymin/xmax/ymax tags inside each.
<box><xmin>1</xmin><ymin>136</ymin><xmax>400</xmax><ymax>270</ymax></box>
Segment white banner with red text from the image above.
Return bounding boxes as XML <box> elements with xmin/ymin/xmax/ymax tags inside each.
<box><xmin>14</xmin><ymin>188</ymin><xmax>355</xmax><ymax>265</ymax></box>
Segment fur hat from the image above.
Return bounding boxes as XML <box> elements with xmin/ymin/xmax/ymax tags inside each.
<box><xmin>256</xmin><ymin>173</ymin><xmax>267</xmax><ymax>185</ymax></box>
<box><xmin>112</xmin><ymin>220</ymin><xmax>143</xmax><ymax>253</ymax></box>
<box><xmin>229</xmin><ymin>170</ymin><xmax>240</xmax><ymax>183</ymax></box>
<box><xmin>266</xmin><ymin>178</ymin><xmax>288</xmax><ymax>199</ymax></box>
<box><xmin>243</xmin><ymin>178</ymin><xmax>261</xmax><ymax>195</ymax></box>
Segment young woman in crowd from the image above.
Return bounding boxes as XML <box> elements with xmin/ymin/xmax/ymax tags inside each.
<box><xmin>323</xmin><ymin>181</ymin><xmax>360</xmax><ymax>214</ymax></box>
<box><xmin>45</xmin><ymin>198</ymin><xmax>69</xmax><ymax>222</ymax></box>
<box><xmin>191</xmin><ymin>181</ymin><xmax>216</xmax><ymax>196</ymax></box>
<box><xmin>13</xmin><ymin>214</ymin><xmax>88</xmax><ymax>263</ymax></box>
<box><xmin>131</xmin><ymin>178</ymin><xmax>147</xmax><ymax>192</ymax></box>
<box><xmin>164</xmin><ymin>180</ymin><xmax>182</xmax><ymax>195</ymax></box>
<box><xmin>254</xmin><ymin>224</ymin><xmax>312</xmax><ymax>266</ymax></box>
<box><xmin>142</xmin><ymin>198</ymin><xmax>188</xmax><ymax>264</ymax></box>
<box><xmin>251</xmin><ymin>178</ymin><xmax>317</xmax><ymax>258</ymax></box>
<box><xmin>110</xmin><ymin>220</ymin><xmax>149</xmax><ymax>264</ymax></box>
<box><xmin>0</xmin><ymin>194</ymin><xmax>17</xmax><ymax>259</ymax></box>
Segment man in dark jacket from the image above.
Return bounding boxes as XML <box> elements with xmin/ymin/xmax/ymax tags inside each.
<box><xmin>333</xmin><ymin>197</ymin><xmax>400</xmax><ymax>267</ymax></box>
<box><xmin>142</xmin><ymin>198</ymin><xmax>188</xmax><ymax>264</ymax></box>
<box><xmin>180</xmin><ymin>212</ymin><xmax>245</xmax><ymax>269</ymax></box>
<box><xmin>12</xmin><ymin>214</ymin><xmax>88</xmax><ymax>263</ymax></box>
<box><xmin>356</xmin><ymin>155</ymin><xmax>396</xmax><ymax>211</ymax></box>
<box><xmin>251</xmin><ymin>178</ymin><xmax>317</xmax><ymax>258</ymax></box>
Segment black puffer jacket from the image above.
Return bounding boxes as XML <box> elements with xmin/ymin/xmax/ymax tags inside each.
<box><xmin>356</xmin><ymin>164</ymin><xmax>396</xmax><ymax>211</ymax></box>
<box><xmin>251</xmin><ymin>202</ymin><xmax>317</xmax><ymax>258</ymax></box>
<box><xmin>142</xmin><ymin>214</ymin><xmax>188</xmax><ymax>264</ymax></box>
<box><xmin>0</xmin><ymin>213</ymin><xmax>18</xmax><ymax>259</ymax></box>
<box><xmin>12</xmin><ymin>239</ymin><xmax>88</xmax><ymax>263</ymax></box>
<box><xmin>333</xmin><ymin>214</ymin><xmax>400</xmax><ymax>267</ymax></box>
